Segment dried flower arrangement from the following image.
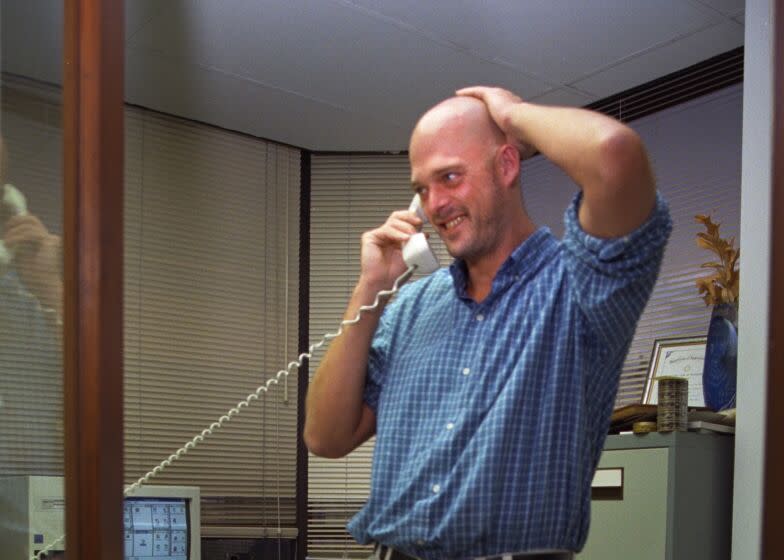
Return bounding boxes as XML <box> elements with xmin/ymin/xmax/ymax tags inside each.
<box><xmin>695</xmin><ymin>214</ymin><xmax>739</xmax><ymax>305</ymax></box>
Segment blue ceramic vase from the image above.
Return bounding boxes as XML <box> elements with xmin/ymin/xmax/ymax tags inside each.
<box><xmin>702</xmin><ymin>302</ymin><xmax>738</xmax><ymax>411</ymax></box>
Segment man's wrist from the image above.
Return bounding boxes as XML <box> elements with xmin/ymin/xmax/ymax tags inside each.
<box><xmin>497</xmin><ymin>102</ymin><xmax>533</xmax><ymax>160</ymax></box>
<box><xmin>500</xmin><ymin>100</ymin><xmax>525</xmax><ymax>134</ymax></box>
<box><xmin>355</xmin><ymin>275</ymin><xmax>389</xmax><ymax>300</ymax></box>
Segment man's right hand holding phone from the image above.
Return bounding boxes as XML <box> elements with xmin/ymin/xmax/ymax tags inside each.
<box><xmin>359</xmin><ymin>208</ymin><xmax>423</xmax><ymax>292</ymax></box>
<box><xmin>4</xmin><ymin>214</ymin><xmax>63</xmax><ymax>317</ymax></box>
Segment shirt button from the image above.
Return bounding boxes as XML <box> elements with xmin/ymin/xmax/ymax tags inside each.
<box><xmin>476</xmin><ymin>314</ymin><xmax>485</xmax><ymax>321</ymax></box>
<box><xmin>446</xmin><ymin>422</ymin><xmax>455</xmax><ymax>430</ymax></box>
<box><xmin>462</xmin><ymin>367</ymin><xmax>470</xmax><ymax>376</ymax></box>
<box><xmin>432</xmin><ymin>484</ymin><xmax>441</xmax><ymax>493</ymax></box>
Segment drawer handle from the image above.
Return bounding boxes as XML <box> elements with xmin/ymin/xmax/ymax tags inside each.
<box><xmin>591</xmin><ymin>467</ymin><xmax>624</xmax><ymax>500</ymax></box>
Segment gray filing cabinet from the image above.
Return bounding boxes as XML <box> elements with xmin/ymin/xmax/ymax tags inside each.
<box><xmin>577</xmin><ymin>432</ymin><xmax>734</xmax><ymax>560</ymax></box>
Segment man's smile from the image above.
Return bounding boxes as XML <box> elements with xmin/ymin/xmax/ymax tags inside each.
<box><xmin>437</xmin><ymin>213</ymin><xmax>468</xmax><ymax>234</ymax></box>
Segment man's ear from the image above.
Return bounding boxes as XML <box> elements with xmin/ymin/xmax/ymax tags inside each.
<box><xmin>496</xmin><ymin>144</ymin><xmax>521</xmax><ymax>188</ymax></box>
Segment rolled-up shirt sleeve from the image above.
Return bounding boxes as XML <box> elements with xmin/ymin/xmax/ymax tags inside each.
<box><xmin>363</xmin><ymin>305</ymin><xmax>393</xmax><ymax>415</ymax></box>
<box><xmin>562</xmin><ymin>191</ymin><xmax>673</xmax><ymax>349</ymax></box>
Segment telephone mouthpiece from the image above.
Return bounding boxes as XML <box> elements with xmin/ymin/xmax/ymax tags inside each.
<box><xmin>402</xmin><ymin>232</ymin><xmax>439</xmax><ymax>274</ymax></box>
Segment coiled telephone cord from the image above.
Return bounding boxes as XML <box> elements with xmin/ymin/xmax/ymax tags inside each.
<box><xmin>32</xmin><ymin>265</ymin><xmax>416</xmax><ymax>560</ymax></box>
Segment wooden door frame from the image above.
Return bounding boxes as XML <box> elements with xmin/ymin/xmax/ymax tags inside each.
<box><xmin>63</xmin><ymin>1</ymin><xmax>124</xmax><ymax>558</ymax></box>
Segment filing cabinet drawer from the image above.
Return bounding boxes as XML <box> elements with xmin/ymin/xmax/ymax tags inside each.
<box><xmin>577</xmin><ymin>448</ymin><xmax>669</xmax><ymax>560</ymax></box>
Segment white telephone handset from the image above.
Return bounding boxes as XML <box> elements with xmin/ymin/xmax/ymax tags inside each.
<box><xmin>402</xmin><ymin>194</ymin><xmax>440</xmax><ymax>274</ymax></box>
<box><xmin>0</xmin><ymin>184</ymin><xmax>29</xmax><ymax>277</ymax></box>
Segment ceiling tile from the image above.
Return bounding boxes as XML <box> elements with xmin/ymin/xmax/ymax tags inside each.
<box><xmin>527</xmin><ymin>88</ymin><xmax>596</xmax><ymax>107</ymax></box>
<box><xmin>690</xmin><ymin>0</ymin><xmax>745</xmax><ymax>17</ymax></box>
<box><xmin>1</xmin><ymin>0</ymin><xmax>63</xmax><ymax>85</ymax></box>
<box><xmin>125</xmin><ymin>49</ymin><xmax>413</xmax><ymax>152</ymax></box>
<box><xmin>342</xmin><ymin>0</ymin><xmax>725</xmax><ymax>83</ymax></box>
<box><xmin>126</xmin><ymin>0</ymin><xmax>169</xmax><ymax>42</ymax></box>
<box><xmin>571</xmin><ymin>21</ymin><xmax>744</xmax><ymax>98</ymax></box>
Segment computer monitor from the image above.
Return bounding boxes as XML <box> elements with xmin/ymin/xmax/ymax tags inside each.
<box><xmin>124</xmin><ymin>485</ymin><xmax>201</xmax><ymax>560</ymax></box>
<box><xmin>0</xmin><ymin>476</ymin><xmax>201</xmax><ymax>560</ymax></box>
<box><xmin>0</xmin><ymin>476</ymin><xmax>65</xmax><ymax>559</ymax></box>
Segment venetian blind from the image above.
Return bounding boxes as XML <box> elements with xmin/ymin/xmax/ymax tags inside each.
<box><xmin>124</xmin><ymin>108</ymin><xmax>301</xmax><ymax>534</ymax></box>
<box><xmin>307</xmin><ymin>84</ymin><xmax>742</xmax><ymax>556</ymax></box>
<box><xmin>307</xmin><ymin>155</ymin><xmax>450</xmax><ymax>558</ymax></box>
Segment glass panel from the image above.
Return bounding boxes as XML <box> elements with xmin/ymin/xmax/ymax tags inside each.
<box><xmin>0</xmin><ymin>3</ymin><xmax>65</xmax><ymax>560</ymax></box>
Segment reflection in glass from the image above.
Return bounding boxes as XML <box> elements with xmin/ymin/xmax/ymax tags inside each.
<box><xmin>0</xmin><ymin>69</ymin><xmax>64</xmax><ymax>560</ymax></box>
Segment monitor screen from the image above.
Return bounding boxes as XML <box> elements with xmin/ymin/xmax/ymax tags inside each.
<box><xmin>123</xmin><ymin>484</ymin><xmax>200</xmax><ymax>560</ymax></box>
<box><xmin>124</xmin><ymin>497</ymin><xmax>190</xmax><ymax>560</ymax></box>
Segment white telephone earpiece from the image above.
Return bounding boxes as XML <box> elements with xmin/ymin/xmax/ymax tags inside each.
<box><xmin>402</xmin><ymin>194</ymin><xmax>440</xmax><ymax>274</ymax></box>
<box><xmin>0</xmin><ymin>184</ymin><xmax>29</xmax><ymax>277</ymax></box>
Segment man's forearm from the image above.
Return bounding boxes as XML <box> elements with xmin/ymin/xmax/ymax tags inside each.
<box><xmin>304</xmin><ymin>278</ymin><xmax>385</xmax><ymax>456</ymax></box>
<box><xmin>507</xmin><ymin>102</ymin><xmax>656</xmax><ymax>237</ymax></box>
<box><xmin>506</xmin><ymin>103</ymin><xmax>638</xmax><ymax>191</ymax></box>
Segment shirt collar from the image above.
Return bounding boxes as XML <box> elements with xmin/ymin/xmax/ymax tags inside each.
<box><xmin>448</xmin><ymin>227</ymin><xmax>556</xmax><ymax>301</ymax></box>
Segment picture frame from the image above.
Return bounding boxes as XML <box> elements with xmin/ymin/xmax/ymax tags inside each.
<box><xmin>642</xmin><ymin>336</ymin><xmax>708</xmax><ymax>407</ymax></box>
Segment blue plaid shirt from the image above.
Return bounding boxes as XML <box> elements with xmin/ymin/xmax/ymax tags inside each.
<box><xmin>347</xmin><ymin>193</ymin><xmax>671</xmax><ymax>559</ymax></box>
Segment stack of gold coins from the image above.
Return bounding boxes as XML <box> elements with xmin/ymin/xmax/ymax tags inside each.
<box><xmin>656</xmin><ymin>376</ymin><xmax>688</xmax><ymax>432</ymax></box>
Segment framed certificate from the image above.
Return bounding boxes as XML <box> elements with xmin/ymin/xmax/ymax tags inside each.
<box><xmin>642</xmin><ymin>336</ymin><xmax>707</xmax><ymax>406</ymax></box>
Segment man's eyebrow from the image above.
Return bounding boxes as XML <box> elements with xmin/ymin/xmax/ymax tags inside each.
<box><xmin>431</xmin><ymin>164</ymin><xmax>462</xmax><ymax>177</ymax></box>
<box><xmin>418</xmin><ymin>164</ymin><xmax>460</xmax><ymax>182</ymax></box>
<box><xmin>410</xmin><ymin>163</ymin><xmax>463</xmax><ymax>190</ymax></box>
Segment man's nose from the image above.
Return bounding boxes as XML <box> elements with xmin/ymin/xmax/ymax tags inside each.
<box><xmin>425</xmin><ymin>185</ymin><xmax>449</xmax><ymax>218</ymax></box>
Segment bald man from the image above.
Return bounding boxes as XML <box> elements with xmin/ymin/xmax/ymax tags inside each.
<box><xmin>304</xmin><ymin>87</ymin><xmax>671</xmax><ymax>559</ymax></box>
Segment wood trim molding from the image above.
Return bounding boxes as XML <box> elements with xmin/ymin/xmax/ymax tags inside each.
<box><xmin>63</xmin><ymin>1</ymin><xmax>124</xmax><ymax>558</ymax></box>
<box><xmin>763</xmin><ymin>1</ymin><xmax>784</xmax><ymax>557</ymax></box>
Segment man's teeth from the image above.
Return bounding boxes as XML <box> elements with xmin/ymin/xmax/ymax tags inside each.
<box><xmin>444</xmin><ymin>216</ymin><xmax>465</xmax><ymax>230</ymax></box>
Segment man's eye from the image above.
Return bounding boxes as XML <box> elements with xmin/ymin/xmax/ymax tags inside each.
<box><xmin>444</xmin><ymin>172</ymin><xmax>459</xmax><ymax>182</ymax></box>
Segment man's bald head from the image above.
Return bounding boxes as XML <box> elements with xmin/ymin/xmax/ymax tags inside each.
<box><xmin>410</xmin><ymin>96</ymin><xmax>506</xmax><ymax>156</ymax></box>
